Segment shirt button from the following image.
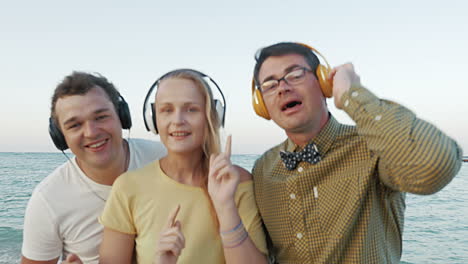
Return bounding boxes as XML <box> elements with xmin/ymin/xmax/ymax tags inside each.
<box><xmin>296</xmin><ymin>233</ymin><xmax>303</xmax><ymax>239</ymax></box>
<box><xmin>297</xmin><ymin>167</ymin><xmax>303</xmax><ymax>172</ymax></box>
<box><xmin>375</xmin><ymin>115</ymin><xmax>382</xmax><ymax>121</ymax></box>
<box><xmin>290</xmin><ymin>193</ymin><xmax>296</xmax><ymax>199</ymax></box>
<box><xmin>344</xmin><ymin>99</ymin><xmax>349</xmax><ymax>107</ymax></box>
<box><xmin>351</xmin><ymin>91</ymin><xmax>359</xmax><ymax>97</ymax></box>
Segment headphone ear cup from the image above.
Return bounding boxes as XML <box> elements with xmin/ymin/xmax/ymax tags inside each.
<box><xmin>144</xmin><ymin>102</ymin><xmax>158</xmax><ymax>134</ymax></box>
<box><xmin>316</xmin><ymin>64</ymin><xmax>333</xmax><ymax>98</ymax></box>
<box><xmin>143</xmin><ymin>99</ymin><xmax>158</xmax><ymax>134</ymax></box>
<box><xmin>118</xmin><ymin>99</ymin><xmax>132</xmax><ymax>129</ymax></box>
<box><xmin>252</xmin><ymin>88</ymin><xmax>271</xmax><ymax>120</ymax></box>
<box><xmin>214</xmin><ymin>99</ymin><xmax>225</xmax><ymax>127</ymax></box>
<box><xmin>48</xmin><ymin>117</ymin><xmax>68</xmax><ymax>151</ymax></box>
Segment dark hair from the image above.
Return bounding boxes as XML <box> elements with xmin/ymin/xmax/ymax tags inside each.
<box><xmin>253</xmin><ymin>42</ymin><xmax>320</xmax><ymax>86</ymax></box>
<box><xmin>50</xmin><ymin>72</ymin><xmax>121</xmax><ymax>122</ymax></box>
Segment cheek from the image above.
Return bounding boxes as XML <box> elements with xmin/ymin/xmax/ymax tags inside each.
<box><xmin>63</xmin><ymin>132</ymin><xmax>80</xmax><ymax>149</ymax></box>
<box><xmin>302</xmin><ymin>86</ymin><xmax>324</xmax><ymax>106</ymax></box>
<box><xmin>262</xmin><ymin>97</ymin><xmax>277</xmax><ymax>114</ymax></box>
<box><xmin>191</xmin><ymin>122</ymin><xmax>204</xmax><ymax>135</ymax></box>
<box><xmin>155</xmin><ymin>114</ymin><xmax>168</xmax><ymax>127</ymax></box>
<box><xmin>189</xmin><ymin>112</ymin><xmax>206</xmax><ymax>126</ymax></box>
<box><xmin>63</xmin><ymin>129</ymin><xmax>77</xmax><ymax>139</ymax></box>
<box><xmin>312</xmin><ymin>93</ymin><xmax>326</xmax><ymax>107</ymax></box>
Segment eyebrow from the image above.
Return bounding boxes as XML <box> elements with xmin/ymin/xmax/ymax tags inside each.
<box><xmin>62</xmin><ymin>108</ymin><xmax>112</xmax><ymax>127</ymax></box>
<box><xmin>156</xmin><ymin>101</ymin><xmax>203</xmax><ymax>107</ymax></box>
<box><xmin>261</xmin><ymin>64</ymin><xmax>304</xmax><ymax>83</ymax></box>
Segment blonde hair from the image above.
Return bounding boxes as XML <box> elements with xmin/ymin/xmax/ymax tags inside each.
<box><xmin>159</xmin><ymin>70</ymin><xmax>222</xmax><ymax>226</ymax></box>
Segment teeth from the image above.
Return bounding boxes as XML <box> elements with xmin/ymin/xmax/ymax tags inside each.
<box><xmin>89</xmin><ymin>140</ymin><xmax>106</xmax><ymax>148</ymax></box>
<box><xmin>171</xmin><ymin>132</ymin><xmax>189</xmax><ymax>137</ymax></box>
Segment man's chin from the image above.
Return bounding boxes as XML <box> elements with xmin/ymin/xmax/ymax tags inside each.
<box><xmin>275</xmin><ymin>119</ymin><xmax>305</xmax><ymax>132</ymax></box>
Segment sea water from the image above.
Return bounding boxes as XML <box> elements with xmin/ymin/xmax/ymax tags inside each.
<box><xmin>0</xmin><ymin>152</ymin><xmax>467</xmax><ymax>264</ymax></box>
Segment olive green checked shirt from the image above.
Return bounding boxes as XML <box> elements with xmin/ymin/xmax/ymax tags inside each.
<box><xmin>252</xmin><ymin>86</ymin><xmax>462</xmax><ymax>264</ymax></box>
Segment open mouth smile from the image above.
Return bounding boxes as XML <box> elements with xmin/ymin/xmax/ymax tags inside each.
<box><xmin>85</xmin><ymin>139</ymin><xmax>109</xmax><ymax>150</ymax></box>
<box><xmin>170</xmin><ymin>132</ymin><xmax>191</xmax><ymax>137</ymax></box>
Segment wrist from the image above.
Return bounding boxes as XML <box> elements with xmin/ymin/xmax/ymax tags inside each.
<box><xmin>215</xmin><ymin>202</ymin><xmax>241</xmax><ymax>229</ymax></box>
<box><xmin>213</xmin><ymin>199</ymin><xmax>236</xmax><ymax>215</ymax></box>
<box><xmin>219</xmin><ymin>219</ymin><xmax>249</xmax><ymax>248</ymax></box>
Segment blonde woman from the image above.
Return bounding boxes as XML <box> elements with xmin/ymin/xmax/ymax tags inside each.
<box><xmin>98</xmin><ymin>69</ymin><xmax>267</xmax><ymax>264</ymax></box>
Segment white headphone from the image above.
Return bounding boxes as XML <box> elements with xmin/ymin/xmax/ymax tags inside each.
<box><xmin>143</xmin><ymin>69</ymin><xmax>226</xmax><ymax>134</ymax></box>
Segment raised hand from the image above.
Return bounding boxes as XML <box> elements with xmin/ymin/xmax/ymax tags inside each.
<box><xmin>208</xmin><ymin>135</ymin><xmax>240</xmax><ymax>212</ymax></box>
<box><xmin>154</xmin><ymin>205</ymin><xmax>185</xmax><ymax>264</ymax></box>
<box><xmin>328</xmin><ymin>63</ymin><xmax>361</xmax><ymax>109</ymax></box>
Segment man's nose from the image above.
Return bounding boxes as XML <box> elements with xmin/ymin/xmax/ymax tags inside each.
<box><xmin>277</xmin><ymin>79</ymin><xmax>292</xmax><ymax>95</ymax></box>
<box><xmin>83</xmin><ymin>121</ymin><xmax>99</xmax><ymax>137</ymax></box>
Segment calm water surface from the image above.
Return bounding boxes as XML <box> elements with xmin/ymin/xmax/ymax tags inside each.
<box><xmin>0</xmin><ymin>153</ymin><xmax>466</xmax><ymax>264</ymax></box>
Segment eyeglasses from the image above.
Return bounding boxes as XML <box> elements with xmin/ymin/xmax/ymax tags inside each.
<box><xmin>259</xmin><ymin>67</ymin><xmax>313</xmax><ymax>96</ymax></box>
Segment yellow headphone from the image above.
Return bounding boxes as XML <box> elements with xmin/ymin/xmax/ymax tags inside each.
<box><xmin>251</xmin><ymin>43</ymin><xmax>333</xmax><ymax>120</ymax></box>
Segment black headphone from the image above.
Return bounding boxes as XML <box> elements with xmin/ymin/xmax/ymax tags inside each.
<box><xmin>143</xmin><ymin>69</ymin><xmax>226</xmax><ymax>134</ymax></box>
<box><xmin>49</xmin><ymin>94</ymin><xmax>132</xmax><ymax>151</ymax></box>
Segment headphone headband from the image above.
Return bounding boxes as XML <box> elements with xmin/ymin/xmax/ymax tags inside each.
<box><xmin>143</xmin><ymin>69</ymin><xmax>226</xmax><ymax>134</ymax></box>
<box><xmin>296</xmin><ymin>43</ymin><xmax>331</xmax><ymax>72</ymax></box>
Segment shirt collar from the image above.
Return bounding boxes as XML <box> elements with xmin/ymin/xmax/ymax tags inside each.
<box><xmin>284</xmin><ymin>114</ymin><xmax>341</xmax><ymax>156</ymax></box>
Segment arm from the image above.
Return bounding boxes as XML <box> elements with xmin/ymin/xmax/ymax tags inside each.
<box><xmin>21</xmin><ymin>254</ymin><xmax>83</xmax><ymax>264</ymax></box>
<box><xmin>21</xmin><ymin>257</ymin><xmax>59</xmax><ymax>264</ymax></box>
<box><xmin>217</xmin><ymin>167</ymin><xmax>268</xmax><ymax>264</ymax></box>
<box><xmin>21</xmin><ymin>191</ymin><xmax>62</xmax><ymax>263</ymax></box>
<box><xmin>98</xmin><ymin>173</ymin><xmax>138</xmax><ymax>264</ymax></box>
<box><xmin>331</xmin><ymin>63</ymin><xmax>462</xmax><ymax>194</ymax></box>
<box><xmin>208</xmin><ymin>136</ymin><xmax>268</xmax><ymax>264</ymax></box>
<box><xmin>99</xmin><ymin>228</ymin><xmax>135</xmax><ymax>264</ymax></box>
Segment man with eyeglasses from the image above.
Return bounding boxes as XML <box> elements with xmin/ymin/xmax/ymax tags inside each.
<box><xmin>250</xmin><ymin>42</ymin><xmax>462</xmax><ymax>263</ymax></box>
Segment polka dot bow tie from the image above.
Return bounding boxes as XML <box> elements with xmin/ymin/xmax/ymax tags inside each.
<box><xmin>280</xmin><ymin>143</ymin><xmax>321</xmax><ymax>170</ymax></box>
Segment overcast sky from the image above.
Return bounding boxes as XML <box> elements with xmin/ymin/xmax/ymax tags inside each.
<box><xmin>1</xmin><ymin>0</ymin><xmax>466</xmax><ymax>154</ymax></box>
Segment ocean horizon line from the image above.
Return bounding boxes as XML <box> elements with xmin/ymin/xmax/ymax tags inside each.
<box><xmin>1</xmin><ymin>151</ymin><xmax>467</xmax><ymax>158</ymax></box>
<box><xmin>0</xmin><ymin>151</ymin><xmax>263</xmax><ymax>156</ymax></box>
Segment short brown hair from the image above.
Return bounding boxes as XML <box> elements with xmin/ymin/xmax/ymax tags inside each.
<box><xmin>50</xmin><ymin>72</ymin><xmax>121</xmax><ymax>122</ymax></box>
<box><xmin>253</xmin><ymin>42</ymin><xmax>320</xmax><ymax>87</ymax></box>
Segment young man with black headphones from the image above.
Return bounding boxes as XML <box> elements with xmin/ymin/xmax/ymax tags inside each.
<box><xmin>251</xmin><ymin>42</ymin><xmax>462</xmax><ymax>263</ymax></box>
<box><xmin>21</xmin><ymin>72</ymin><xmax>166</xmax><ymax>264</ymax></box>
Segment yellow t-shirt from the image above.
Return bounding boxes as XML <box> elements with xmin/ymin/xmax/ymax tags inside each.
<box><xmin>100</xmin><ymin>160</ymin><xmax>267</xmax><ymax>264</ymax></box>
